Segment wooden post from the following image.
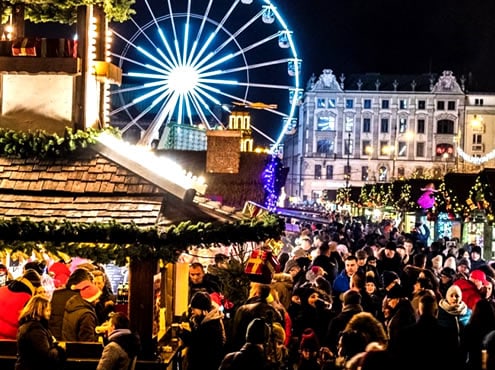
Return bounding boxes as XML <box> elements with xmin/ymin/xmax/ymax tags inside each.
<box><xmin>129</xmin><ymin>258</ymin><xmax>158</xmax><ymax>360</ymax></box>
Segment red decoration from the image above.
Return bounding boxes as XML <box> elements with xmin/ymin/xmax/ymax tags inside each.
<box><xmin>244</xmin><ymin>248</ymin><xmax>280</xmax><ymax>284</ymax></box>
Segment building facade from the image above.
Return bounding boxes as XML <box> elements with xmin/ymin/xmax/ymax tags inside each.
<box><xmin>283</xmin><ymin>69</ymin><xmax>495</xmax><ymax>204</ymax></box>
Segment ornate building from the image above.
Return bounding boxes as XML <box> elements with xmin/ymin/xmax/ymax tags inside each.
<box><xmin>283</xmin><ymin>69</ymin><xmax>495</xmax><ymax>203</ymax></box>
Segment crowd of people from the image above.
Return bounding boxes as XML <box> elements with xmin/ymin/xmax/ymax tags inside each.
<box><xmin>180</xmin><ymin>218</ymin><xmax>495</xmax><ymax>370</ymax></box>
<box><xmin>0</xmin><ymin>259</ymin><xmax>140</xmax><ymax>370</ymax></box>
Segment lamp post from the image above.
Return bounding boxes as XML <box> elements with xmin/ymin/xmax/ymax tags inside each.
<box><xmin>365</xmin><ymin>145</ymin><xmax>373</xmax><ymax>182</ymax></box>
<box><xmin>345</xmin><ymin>132</ymin><xmax>351</xmax><ymax>189</ymax></box>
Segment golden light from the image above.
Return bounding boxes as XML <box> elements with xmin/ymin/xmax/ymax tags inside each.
<box><xmin>365</xmin><ymin>146</ymin><xmax>373</xmax><ymax>155</ymax></box>
<box><xmin>471</xmin><ymin>115</ymin><xmax>482</xmax><ymax>129</ymax></box>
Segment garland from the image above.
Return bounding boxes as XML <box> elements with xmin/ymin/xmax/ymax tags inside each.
<box><xmin>0</xmin><ymin>215</ymin><xmax>285</xmax><ymax>266</ymax></box>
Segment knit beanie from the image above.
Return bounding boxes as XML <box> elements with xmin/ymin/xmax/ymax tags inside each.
<box><xmin>49</xmin><ymin>262</ymin><xmax>71</xmax><ymax>288</ymax></box>
<box><xmin>246</xmin><ymin>318</ymin><xmax>268</xmax><ymax>344</ymax></box>
<box><xmin>190</xmin><ymin>291</ymin><xmax>212</xmax><ymax>311</ymax></box>
<box><xmin>381</xmin><ymin>271</ymin><xmax>399</xmax><ymax>288</ymax></box>
<box><xmin>300</xmin><ymin>328</ymin><xmax>319</xmax><ymax>352</ymax></box>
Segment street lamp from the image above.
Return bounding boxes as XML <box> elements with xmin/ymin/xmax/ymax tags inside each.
<box><xmin>345</xmin><ymin>132</ymin><xmax>351</xmax><ymax>189</ymax></box>
<box><xmin>365</xmin><ymin>145</ymin><xmax>373</xmax><ymax>181</ymax></box>
<box><xmin>387</xmin><ymin>131</ymin><xmax>413</xmax><ymax>181</ymax></box>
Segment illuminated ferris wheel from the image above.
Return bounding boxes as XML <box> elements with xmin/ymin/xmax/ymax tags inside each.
<box><xmin>109</xmin><ymin>0</ymin><xmax>302</xmax><ymax>150</ymax></box>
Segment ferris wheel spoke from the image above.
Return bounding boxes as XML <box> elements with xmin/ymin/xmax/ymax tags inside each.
<box><xmin>212</xmin><ymin>10</ymin><xmax>264</xmax><ymax>56</ymax></box>
<box><xmin>186</xmin><ymin>0</ymin><xmax>213</xmax><ymax>66</ymax></box>
<box><xmin>196</xmin><ymin>32</ymin><xmax>278</xmax><ymax>74</ymax></box>
<box><xmin>250</xmin><ymin>124</ymin><xmax>276</xmax><ymax>144</ymax></box>
<box><xmin>142</xmin><ymin>0</ymin><xmax>179</xmax><ymax>67</ymax></box>
<box><xmin>200</xmin><ymin>58</ymin><xmax>290</xmax><ymax>78</ymax></box>
<box><xmin>138</xmin><ymin>92</ymin><xmax>179</xmax><ymax>145</ymax></box>
<box><xmin>190</xmin><ymin>0</ymin><xmax>241</xmax><ymax>69</ymax></box>
<box><xmin>166</xmin><ymin>0</ymin><xmax>183</xmax><ymax>64</ymax></box>
<box><xmin>188</xmin><ymin>93</ymin><xmax>213</xmax><ymax>128</ymax></box>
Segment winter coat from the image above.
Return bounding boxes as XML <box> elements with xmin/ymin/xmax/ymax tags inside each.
<box><xmin>453</xmin><ymin>278</ymin><xmax>483</xmax><ymax>310</ymax></box>
<box><xmin>96</xmin><ymin>329</ymin><xmax>140</xmax><ymax>370</ymax></box>
<box><xmin>0</xmin><ymin>280</ymin><xmax>34</xmax><ymax>339</ymax></box>
<box><xmin>15</xmin><ymin>318</ymin><xmax>66</xmax><ymax>370</ymax></box>
<box><xmin>48</xmin><ymin>288</ymin><xmax>79</xmax><ymax>340</ymax></box>
<box><xmin>231</xmin><ymin>296</ymin><xmax>282</xmax><ymax>351</ymax></box>
<box><xmin>219</xmin><ymin>342</ymin><xmax>271</xmax><ymax>370</ymax></box>
<box><xmin>438</xmin><ymin>298</ymin><xmax>471</xmax><ymax>344</ymax></box>
<box><xmin>180</xmin><ymin>307</ymin><xmax>225</xmax><ymax>370</ymax></box>
<box><xmin>61</xmin><ymin>294</ymin><xmax>98</xmax><ymax>342</ymax></box>
<box><xmin>325</xmin><ymin>303</ymin><xmax>363</xmax><ymax>352</ymax></box>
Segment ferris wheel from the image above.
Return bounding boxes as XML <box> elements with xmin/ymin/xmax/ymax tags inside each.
<box><xmin>109</xmin><ymin>0</ymin><xmax>302</xmax><ymax>150</ymax></box>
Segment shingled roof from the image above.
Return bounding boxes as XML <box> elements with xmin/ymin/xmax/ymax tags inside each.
<box><xmin>0</xmin><ymin>140</ymin><xmax>255</xmax><ymax>227</ymax></box>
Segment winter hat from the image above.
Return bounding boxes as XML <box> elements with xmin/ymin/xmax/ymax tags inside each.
<box><xmin>18</xmin><ymin>269</ymin><xmax>42</xmax><ymax>295</ymax></box>
<box><xmin>471</xmin><ymin>245</ymin><xmax>482</xmax><ymax>255</ymax></box>
<box><xmin>470</xmin><ymin>270</ymin><xmax>488</xmax><ymax>285</ymax></box>
<box><xmin>385</xmin><ymin>242</ymin><xmax>397</xmax><ymax>251</ymax></box>
<box><xmin>443</xmin><ymin>256</ymin><xmax>455</xmax><ymax>271</ymax></box>
<box><xmin>23</xmin><ymin>269</ymin><xmax>42</xmax><ymax>287</ymax></box>
<box><xmin>49</xmin><ymin>262</ymin><xmax>71</xmax><ymax>288</ymax></box>
<box><xmin>300</xmin><ymin>328</ymin><xmax>320</xmax><ymax>352</ymax></box>
<box><xmin>190</xmin><ymin>291</ymin><xmax>212</xmax><ymax>311</ymax></box>
<box><xmin>283</xmin><ymin>259</ymin><xmax>300</xmax><ymax>273</ymax></box>
<box><xmin>386</xmin><ymin>284</ymin><xmax>406</xmax><ymax>299</ymax></box>
<box><xmin>381</xmin><ymin>271</ymin><xmax>399</xmax><ymax>288</ymax></box>
<box><xmin>440</xmin><ymin>267</ymin><xmax>456</xmax><ymax>280</ymax></box>
<box><xmin>246</xmin><ymin>318</ymin><xmax>269</xmax><ymax>344</ymax></box>
<box><xmin>292</xmin><ymin>247</ymin><xmax>307</xmax><ymax>259</ymax></box>
<box><xmin>74</xmin><ymin>280</ymin><xmax>102</xmax><ymax>302</ymax></box>
<box><xmin>458</xmin><ymin>258</ymin><xmax>471</xmax><ymax>268</ymax></box>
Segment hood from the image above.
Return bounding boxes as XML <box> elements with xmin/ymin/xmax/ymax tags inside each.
<box><xmin>110</xmin><ymin>329</ymin><xmax>141</xmax><ymax>358</ymax></box>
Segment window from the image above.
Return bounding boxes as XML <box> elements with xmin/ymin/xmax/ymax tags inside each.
<box><xmin>417</xmin><ymin>119</ymin><xmax>425</xmax><ymax>134</ymax></box>
<box><xmin>363</xmin><ymin>118</ymin><xmax>371</xmax><ymax>133</ymax></box>
<box><xmin>381</xmin><ymin>100</ymin><xmax>389</xmax><ymax>109</ymax></box>
<box><xmin>317</xmin><ymin>139</ymin><xmax>333</xmax><ymax>153</ymax></box>
<box><xmin>362</xmin><ymin>140</ymin><xmax>372</xmax><ymax>155</ymax></box>
<box><xmin>437</xmin><ymin>119</ymin><xmax>454</xmax><ymax>134</ymax></box>
<box><xmin>380</xmin><ymin>141</ymin><xmax>390</xmax><ymax>155</ymax></box>
<box><xmin>397</xmin><ymin>141</ymin><xmax>407</xmax><ymax>157</ymax></box>
<box><xmin>315</xmin><ymin>165</ymin><xmax>322</xmax><ymax>179</ymax></box>
<box><xmin>397</xmin><ymin>167</ymin><xmax>405</xmax><ymax>178</ymax></box>
<box><xmin>473</xmin><ymin>134</ymin><xmax>482</xmax><ymax>144</ymax></box>
<box><xmin>380</xmin><ymin>118</ymin><xmax>389</xmax><ymax>133</ymax></box>
<box><xmin>345</xmin><ymin>117</ymin><xmax>354</xmax><ymax>132</ymax></box>
<box><xmin>437</xmin><ymin>101</ymin><xmax>445</xmax><ymax>110</ymax></box>
<box><xmin>474</xmin><ymin>98</ymin><xmax>484</xmax><ymax>106</ymax></box>
<box><xmin>399</xmin><ymin>118</ymin><xmax>407</xmax><ymax>133</ymax></box>
<box><xmin>328</xmin><ymin>98</ymin><xmax>336</xmax><ymax>108</ymax></box>
<box><xmin>362</xmin><ymin>166</ymin><xmax>369</xmax><ymax>181</ymax></box>
<box><xmin>417</xmin><ymin>100</ymin><xmax>426</xmax><ymax>110</ymax></box>
<box><xmin>447</xmin><ymin>101</ymin><xmax>456</xmax><ymax>110</ymax></box>
<box><xmin>399</xmin><ymin>99</ymin><xmax>408</xmax><ymax>109</ymax></box>
<box><xmin>317</xmin><ymin>98</ymin><xmax>326</xmax><ymax>108</ymax></box>
<box><xmin>378</xmin><ymin>166</ymin><xmax>388</xmax><ymax>182</ymax></box>
<box><xmin>317</xmin><ymin>116</ymin><xmax>336</xmax><ymax>131</ymax></box>
<box><xmin>436</xmin><ymin>143</ymin><xmax>454</xmax><ymax>156</ymax></box>
<box><xmin>416</xmin><ymin>142</ymin><xmax>425</xmax><ymax>157</ymax></box>
<box><xmin>345</xmin><ymin>99</ymin><xmax>354</xmax><ymax>109</ymax></box>
<box><xmin>326</xmin><ymin>165</ymin><xmax>333</xmax><ymax>179</ymax></box>
<box><xmin>363</xmin><ymin>99</ymin><xmax>372</xmax><ymax>109</ymax></box>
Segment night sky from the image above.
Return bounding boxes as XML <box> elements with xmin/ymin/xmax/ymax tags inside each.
<box><xmin>276</xmin><ymin>0</ymin><xmax>495</xmax><ymax>91</ymax></box>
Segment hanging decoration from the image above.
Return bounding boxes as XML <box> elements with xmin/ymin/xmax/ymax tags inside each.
<box><xmin>262</xmin><ymin>154</ymin><xmax>288</xmax><ymax>211</ymax></box>
<box><xmin>456</xmin><ymin>146</ymin><xmax>495</xmax><ymax>165</ymax></box>
<box><xmin>417</xmin><ymin>182</ymin><xmax>438</xmax><ymax>210</ymax></box>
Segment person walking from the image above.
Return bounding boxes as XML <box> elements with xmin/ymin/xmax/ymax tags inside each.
<box><xmin>15</xmin><ymin>294</ymin><xmax>66</xmax><ymax>370</ymax></box>
<box><xmin>96</xmin><ymin>312</ymin><xmax>140</xmax><ymax>370</ymax></box>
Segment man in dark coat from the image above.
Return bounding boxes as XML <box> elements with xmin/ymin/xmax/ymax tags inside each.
<box><xmin>61</xmin><ymin>280</ymin><xmax>101</xmax><ymax>342</ymax></box>
<box><xmin>49</xmin><ymin>267</ymin><xmax>93</xmax><ymax>340</ymax></box>
<box><xmin>230</xmin><ymin>283</ymin><xmax>282</xmax><ymax>351</ymax></box>
<box><xmin>219</xmin><ymin>318</ymin><xmax>271</xmax><ymax>370</ymax></box>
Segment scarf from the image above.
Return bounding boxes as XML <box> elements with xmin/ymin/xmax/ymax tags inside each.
<box><xmin>439</xmin><ymin>298</ymin><xmax>468</xmax><ymax>316</ymax></box>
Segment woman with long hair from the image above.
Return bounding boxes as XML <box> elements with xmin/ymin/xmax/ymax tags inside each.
<box><xmin>16</xmin><ymin>294</ymin><xmax>66</xmax><ymax>370</ymax></box>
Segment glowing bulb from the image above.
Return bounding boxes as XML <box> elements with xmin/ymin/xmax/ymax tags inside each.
<box><xmin>168</xmin><ymin>66</ymin><xmax>198</xmax><ymax>94</ymax></box>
